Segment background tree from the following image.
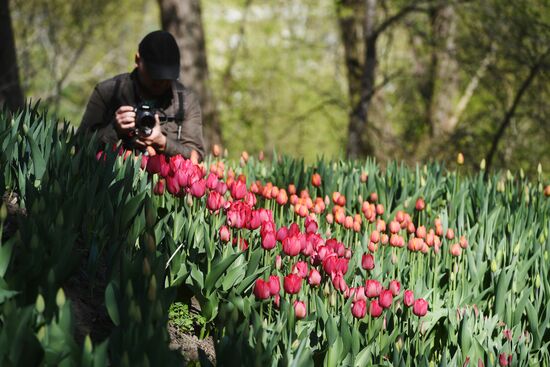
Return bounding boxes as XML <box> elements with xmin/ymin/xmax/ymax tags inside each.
<box><xmin>0</xmin><ymin>0</ymin><xmax>24</xmax><ymax>112</ymax></box>
<box><xmin>158</xmin><ymin>0</ymin><xmax>223</xmax><ymax>150</ymax></box>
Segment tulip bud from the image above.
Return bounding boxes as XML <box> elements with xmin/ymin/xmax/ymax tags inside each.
<box><xmin>544</xmin><ymin>185</ymin><xmax>550</xmax><ymax>197</ymax></box>
<box><xmin>0</xmin><ymin>203</ymin><xmax>7</xmax><ymax>222</ymax></box>
<box><xmin>457</xmin><ymin>152</ymin><xmax>464</xmax><ymax>165</ymax></box>
<box><xmin>491</xmin><ymin>259</ymin><xmax>498</xmax><ymax>272</ymax></box>
<box><xmin>480</xmin><ymin>159</ymin><xmax>486</xmax><ymax>170</ymax></box>
<box><xmin>56</xmin><ymin>288</ymin><xmax>66</xmax><ymax>308</ymax></box>
<box><xmin>142</xmin><ymin>258</ymin><xmax>151</xmax><ymax>276</ymax></box>
<box><xmin>35</xmin><ymin>294</ymin><xmax>45</xmax><ymax>313</ymax></box>
<box><xmin>148</xmin><ymin>275</ymin><xmax>157</xmax><ymax>301</ymax></box>
<box><xmin>212</xmin><ymin>144</ymin><xmax>221</xmax><ymax>157</ymax></box>
<box><xmin>294</xmin><ymin>300</ymin><xmax>307</xmax><ymax>319</ymax></box>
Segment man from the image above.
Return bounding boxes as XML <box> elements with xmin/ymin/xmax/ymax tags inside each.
<box><xmin>78</xmin><ymin>30</ymin><xmax>204</xmax><ymax>162</ymax></box>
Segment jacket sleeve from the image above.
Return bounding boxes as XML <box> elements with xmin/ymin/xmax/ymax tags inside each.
<box><xmin>77</xmin><ymin>82</ymin><xmax>119</xmax><ymax>146</ymax></box>
<box><xmin>163</xmin><ymin>89</ymin><xmax>205</xmax><ymax>161</ymax></box>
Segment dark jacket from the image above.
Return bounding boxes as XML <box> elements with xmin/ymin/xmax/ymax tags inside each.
<box><xmin>78</xmin><ymin>70</ymin><xmax>205</xmax><ymax>160</ymax></box>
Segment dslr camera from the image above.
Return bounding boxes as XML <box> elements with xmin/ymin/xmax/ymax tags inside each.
<box><xmin>134</xmin><ymin>104</ymin><xmax>157</xmax><ymax>137</ymax></box>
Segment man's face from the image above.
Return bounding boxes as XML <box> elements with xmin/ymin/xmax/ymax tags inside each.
<box><xmin>135</xmin><ymin>54</ymin><xmax>171</xmax><ymax>97</ymax></box>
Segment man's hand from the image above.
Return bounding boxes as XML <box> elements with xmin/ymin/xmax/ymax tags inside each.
<box><xmin>134</xmin><ymin>114</ymin><xmax>167</xmax><ymax>155</ymax></box>
<box><xmin>115</xmin><ymin>106</ymin><xmax>136</xmax><ymax>137</ymax></box>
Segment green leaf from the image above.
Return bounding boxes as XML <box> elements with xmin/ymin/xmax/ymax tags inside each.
<box><xmin>105</xmin><ymin>283</ymin><xmax>120</xmax><ymax>326</ymax></box>
<box><xmin>205</xmin><ymin>252</ymin><xmax>242</xmax><ymax>294</ymax></box>
<box><xmin>0</xmin><ymin>237</ymin><xmax>15</xmax><ymax>277</ymax></box>
<box><xmin>26</xmin><ymin>130</ymin><xmax>47</xmax><ymax>179</ymax></box>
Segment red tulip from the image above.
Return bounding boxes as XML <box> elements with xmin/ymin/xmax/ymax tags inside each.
<box><xmin>166</xmin><ymin>175</ymin><xmax>181</xmax><ymax>196</ymax></box>
<box><xmin>311</xmin><ymin>173</ymin><xmax>322</xmax><ymax>187</ymax></box>
<box><xmin>305</xmin><ymin>216</ymin><xmax>318</xmax><ymax>234</ymax></box>
<box><xmin>365</xmin><ymin>279</ymin><xmax>382</xmax><ymax>298</ymax></box>
<box><xmin>146</xmin><ymin>154</ymin><xmax>163</xmax><ymax>174</ymax></box>
<box><xmin>415</xmin><ymin>197</ymin><xmax>425</xmax><ymax>211</ymax></box>
<box><xmin>230</xmin><ymin>179</ymin><xmax>247</xmax><ymax>200</ymax></box>
<box><xmin>268</xmin><ymin>275</ymin><xmax>280</xmax><ymax>296</ymax></box>
<box><xmin>499</xmin><ymin>353</ymin><xmax>511</xmax><ymax>366</ymax></box>
<box><xmin>369</xmin><ymin>299</ymin><xmax>383</xmax><ymax>318</ymax></box>
<box><xmin>351</xmin><ymin>299</ymin><xmax>367</xmax><ymax>319</ymax></box>
<box><xmin>219</xmin><ymin>225</ymin><xmax>230</xmax><ymax>242</ymax></box>
<box><xmin>154</xmin><ymin>179</ymin><xmax>165</xmax><ymax>195</ymax></box>
<box><xmin>404</xmin><ymin>290</ymin><xmax>414</xmax><ymax>307</ymax></box>
<box><xmin>332</xmin><ymin>273</ymin><xmax>348</xmax><ymax>292</ymax></box>
<box><xmin>308</xmin><ymin>268</ymin><xmax>321</xmax><ymax>286</ymax></box>
<box><xmin>294</xmin><ymin>300</ymin><xmax>307</xmax><ymax>319</ymax></box>
<box><xmin>282</xmin><ymin>236</ymin><xmax>301</xmax><ymax>257</ymax></box>
<box><xmin>205</xmin><ymin>172</ymin><xmax>219</xmax><ymax>190</ymax></box>
<box><xmin>254</xmin><ymin>279</ymin><xmax>271</xmax><ymax>299</ymax></box>
<box><xmin>413</xmin><ymin>298</ymin><xmax>428</xmax><ymax>316</ymax></box>
<box><xmin>261</xmin><ymin>231</ymin><xmax>277</xmax><ymax>250</ymax></box>
<box><xmin>379</xmin><ymin>289</ymin><xmax>393</xmax><ymax>309</ymax></box>
<box><xmin>361</xmin><ymin>253</ymin><xmax>375</xmax><ymax>271</ymax></box>
<box><xmin>206</xmin><ymin>191</ymin><xmax>224</xmax><ymax>212</ymax></box>
<box><xmin>284</xmin><ymin>274</ymin><xmax>302</xmax><ymax>294</ymax></box>
<box><xmin>276</xmin><ymin>226</ymin><xmax>288</xmax><ymax>242</ymax></box>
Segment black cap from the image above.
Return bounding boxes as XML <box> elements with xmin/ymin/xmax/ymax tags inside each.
<box><xmin>138</xmin><ymin>30</ymin><xmax>180</xmax><ymax>80</ymax></box>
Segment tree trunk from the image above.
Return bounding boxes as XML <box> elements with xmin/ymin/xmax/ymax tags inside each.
<box><xmin>157</xmin><ymin>0</ymin><xmax>222</xmax><ymax>151</ymax></box>
<box><xmin>429</xmin><ymin>4</ymin><xmax>459</xmax><ymax>138</ymax></box>
<box><xmin>0</xmin><ymin>0</ymin><xmax>24</xmax><ymax>112</ymax></box>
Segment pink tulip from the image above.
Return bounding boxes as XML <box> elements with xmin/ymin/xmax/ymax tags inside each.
<box><xmin>282</xmin><ymin>236</ymin><xmax>301</xmax><ymax>257</ymax></box>
<box><xmin>379</xmin><ymin>289</ymin><xmax>393</xmax><ymax>309</ymax></box>
<box><xmin>404</xmin><ymin>290</ymin><xmax>414</xmax><ymax>307</ymax></box>
<box><xmin>450</xmin><ymin>243</ymin><xmax>462</xmax><ymax>257</ymax></box>
<box><xmin>499</xmin><ymin>353</ymin><xmax>511</xmax><ymax>366</ymax></box>
<box><xmin>190</xmin><ymin>179</ymin><xmax>206</xmax><ymax>198</ymax></box>
<box><xmin>294</xmin><ymin>300</ymin><xmax>307</xmax><ymax>319</ymax></box>
<box><xmin>275</xmin><ymin>255</ymin><xmax>282</xmax><ymax>270</ymax></box>
<box><xmin>268</xmin><ymin>275</ymin><xmax>280</xmax><ymax>296</ymax></box>
<box><xmin>389</xmin><ymin>280</ymin><xmax>401</xmax><ymax>296</ymax></box>
<box><xmin>365</xmin><ymin>279</ymin><xmax>382</xmax><ymax>298</ymax></box>
<box><xmin>413</xmin><ymin>298</ymin><xmax>428</xmax><ymax>317</ymax></box>
<box><xmin>230</xmin><ymin>179</ymin><xmax>247</xmax><ymax>200</ymax></box>
<box><xmin>369</xmin><ymin>299</ymin><xmax>383</xmax><ymax>318</ymax></box>
<box><xmin>389</xmin><ymin>220</ymin><xmax>401</xmax><ymax>234</ymax></box>
<box><xmin>254</xmin><ymin>279</ymin><xmax>271</xmax><ymax>299</ymax></box>
<box><xmin>351</xmin><ymin>299</ymin><xmax>367</xmax><ymax>319</ymax></box>
<box><xmin>205</xmin><ymin>172</ymin><xmax>219</xmax><ymax>190</ymax></box>
<box><xmin>308</xmin><ymin>268</ymin><xmax>321</xmax><ymax>286</ymax></box>
<box><xmin>276</xmin><ymin>226</ymin><xmax>288</xmax><ymax>242</ymax></box>
<box><xmin>219</xmin><ymin>225</ymin><xmax>230</xmax><ymax>242</ymax></box>
<box><xmin>446</xmin><ymin>228</ymin><xmax>455</xmax><ymax>240</ymax></box>
<box><xmin>283</xmin><ymin>274</ymin><xmax>302</xmax><ymax>294</ymax></box>
<box><xmin>361</xmin><ymin>253</ymin><xmax>375</xmax><ymax>270</ymax></box>
<box><xmin>292</xmin><ymin>261</ymin><xmax>308</xmax><ymax>278</ymax></box>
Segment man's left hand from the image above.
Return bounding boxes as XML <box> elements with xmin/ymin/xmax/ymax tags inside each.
<box><xmin>134</xmin><ymin>114</ymin><xmax>166</xmax><ymax>154</ymax></box>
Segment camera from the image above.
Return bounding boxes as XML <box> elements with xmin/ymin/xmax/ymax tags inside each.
<box><xmin>134</xmin><ymin>104</ymin><xmax>156</xmax><ymax>136</ymax></box>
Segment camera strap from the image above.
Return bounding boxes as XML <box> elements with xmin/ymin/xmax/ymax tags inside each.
<box><xmin>172</xmin><ymin>81</ymin><xmax>185</xmax><ymax>140</ymax></box>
